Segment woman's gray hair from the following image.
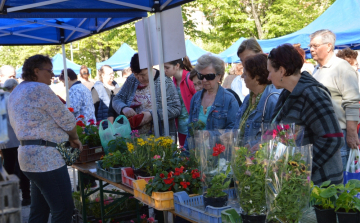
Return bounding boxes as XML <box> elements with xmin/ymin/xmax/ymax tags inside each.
<box><xmin>310</xmin><ymin>29</ymin><xmax>336</xmax><ymax>51</ymax></box>
<box><xmin>195</xmin><ymin>54</ymin><xmax>225</xmax><ymax>82</ymax></box>
<box><xmin>3</xmin><ymin>78</ymin><xmax>18</xmax><ymax>91</ymax></box>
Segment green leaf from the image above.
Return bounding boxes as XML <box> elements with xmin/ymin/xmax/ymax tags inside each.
<box><xmin>320</xmin><ymin>180</ymin><xmax>331</xmax><ymax>188</ymax></box>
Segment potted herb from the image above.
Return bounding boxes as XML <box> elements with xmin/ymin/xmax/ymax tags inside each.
<box><xmin>231</xmin><ymin>143</ymin><xmax>268</xmax><ymax>223</ymax></box>
<box><xmin>311</xmin><ymin>180</ymin><xmax>337</xmax><ymax>223</ymax></box>
<box><xmin>101</xmin><ymin>151</ymin><xmax>125</xmax><ymax>174</ymax></box>
<box><xmin>203</xmin><ymin>164</ymin><xmax>231</xmax><ymax>208</ymax></box>
<box><xmin>335</xmin><ymin>179</ymin><xmax>360</xmax><ymax>223</ymax></box>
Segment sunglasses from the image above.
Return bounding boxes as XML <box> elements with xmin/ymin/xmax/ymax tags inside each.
<box><xmin>197</xmin><ymin>72</ymin><xmax>217</xmax><ymax>81</ymax></box>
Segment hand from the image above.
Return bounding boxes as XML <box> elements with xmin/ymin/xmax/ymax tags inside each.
<box><xmin>139</xmin><ymin>111</ymin><xmax>152</xmax><ymax>126</ymax></box>
<box><xmin>346</xmin><ymin>130</ymin><xmax>360</xmax><ymax>149</ymax></box>
<box><xmin>122</xmin><ymin>107</ymin><xmax>136</xmax><ymax>118</ymax></box>
<box><xmin>69</xmin><ymin>138</ymin><xmax>83</xmax><ymax>152</ymax></box>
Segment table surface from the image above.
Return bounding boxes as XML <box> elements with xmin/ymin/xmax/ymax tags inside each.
<box><xmin>72</xmin><ymin>162</ymin><xmax>134</xmax><ymax>195</ymax></box>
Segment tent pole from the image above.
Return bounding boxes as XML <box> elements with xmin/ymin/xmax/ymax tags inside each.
<box><xmin>143</xmin><ymin>18</ymin><xmax>160</xmax><ymax>137</ymax></box>
<box><xmin>155</xmin><ymin>12</ymin><xmax>169</xmax><ymax>136</ymax></box>
<box><xmin>62</xmin><ymin>44</ymin><xmax>70</xmax><ymax>107</ymax></box>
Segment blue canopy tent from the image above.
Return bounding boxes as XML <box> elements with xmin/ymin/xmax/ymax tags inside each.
<box><xmin>218</xmin><ymin>37</ymin><xmax>247</xmax><ymax>63</ymax></box>
<box><xmin>52</xmin><ymin>53</ymin><xmax>91</xmax><ymax>75</ymax></box>
<box><xmin>220</xmin><ymin>0</ymin><xmax>360</xmax><ymax>61</ymax></box>
<box><xmin>96</xmin><ymin>43</ymin><xmax>136</xmax><ymax>71</ymax></box>
<box><xmin>185</xmin><ymin>40</ymin><xmax>224</xmax><ymax>64</ymax></box>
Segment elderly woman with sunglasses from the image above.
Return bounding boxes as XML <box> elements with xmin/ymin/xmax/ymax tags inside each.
<box><xmin>232</xmin><ymin>54</ymin><xmax>281</xmax><ymax>144</ymax></box>
<box><xmin>184</xmin><ymin>54</ymin><xmax>239</xmax><ymax>150</ymax></box>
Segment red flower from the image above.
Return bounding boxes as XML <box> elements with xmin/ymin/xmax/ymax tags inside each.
<box><xmin>174</xmin><ymin>171</ymin><xmax>181</xmax><ymax>176</ymax></box>
<box><xmin>77</xmin><ymin>115</ymin><xmax>84</xmax><ymax>119</ymax></box>
<box><xmin>89</xmin><ymin>120</ymin><xmax>95</xmax><ymax>125</ymax></box>
<box><xmin>284</xmin><ymin>124</ymin><xmax>290</xmax><ymax>130</ymax></box>
<box><xmin>277</xmin><ymin>125</ymin><xmax>282</xmax><ymax>131</ymax></box>
<box><xmin>76</xmin><ymin>120</ymin><xmax>85</xmax><ymax>127</ymax></box>
<box><xmin>167</xmin><ymin>171</ymin><xmax>173</xmax><ymax>178</ymax></box>
<box><xmin>180</xmin><ymin>181</ymin><xmax>190</xmax><ymax>189</ymax></box>
<box><xmin>96</xmin><ymin>121</ymin><xmax>101</xmax><ymax>126</ymax></box>
<box><xmin>68</xmin><ymin>107</ymin><xmax>74</xmax><ymax>112</ymax></box>
<box><xmin>272</xmin><ymin>129</ymin><xmax>278</xmax><ymax>139</ymax></box>
<box><xmin>160</xmin><ymin>173</ymin><xmax>165</xmax><ymax>178</ymax></box>
<box><xmin>191</xmin><ymin>169</ymin><xmax>200</xmax><ymax>179</ymax></box>
<box><xmin>174</xmin><ymin>166</ymin><xmax>184</xmax><ymax>176</ymax></box>
<box><xmin>164</xmin><ymin>177</ymin><xmax>174</xmax><ymax>185</ymax></box>
<box><xmin>140</xmin><ymin>214</ymin><xmax>147</xmax><ymax>219</ymax></box>
<box><xmin>212</xmin><ymin>143</ymin><xmax>226</xmax><ymax>157</ymax></box>
<box><xmin>250</xmin><ymin>157</ymin><xmax>255</xmax><ymax>160</ymax></box>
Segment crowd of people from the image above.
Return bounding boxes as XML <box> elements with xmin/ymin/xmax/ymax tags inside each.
<box><xmin>0</xmin><ymin>28</ymin><xmax>360</xmax><ymax>222</ymax></box>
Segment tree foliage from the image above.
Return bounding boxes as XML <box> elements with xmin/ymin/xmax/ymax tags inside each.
<box><xmin>0</xmin><ymin>0</ymin><xmax>336</xmax><ymax>73</ymax></box>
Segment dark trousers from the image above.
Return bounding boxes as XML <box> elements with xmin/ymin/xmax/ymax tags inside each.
<box><xmin>23</xmin><ymin>165</ymin><xmax>74</xmax><ymax>223</ymax></box>
<box><xmin>2</xmin><ymin>147</ymin><xmax>31</xmax><ymax>199</ymax></box>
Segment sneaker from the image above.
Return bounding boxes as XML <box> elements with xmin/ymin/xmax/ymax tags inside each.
<box><xmin>21</xmin><ymin>198</ymin><xmax>31</xmax><ymax>206</ymax></box>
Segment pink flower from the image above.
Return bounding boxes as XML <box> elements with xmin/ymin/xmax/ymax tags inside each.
<box><xmin>284</xmin><ymin>124</ymin><xmax>290</xmax><ymax>130</ymax></box>
<box><xmin>141</xmin><ymin>214</ymin><xmax>147</xmax><ymax>219</ymax></box>
<box><xmin>277</xmin><ymin>125</ymin><xmax>282</xmax><ymax>131</ymax></box>
<box><xmin>272</xmin><ymin>129</ymin><xmax>278</xmax><ymax>139</ymax></box>
<box><xmin>95</xmin><ymin>197</ymin><xmax>100</xmax><ymax>202</ymax></box>
<box><xmin>153</xmin><ymin>155</ymin><xmax>161</xmax><ymax>160</ymax></box>
<box><xmin>147</xmin><ymin>217</ymin><xmax>155</xmax><ymax>223</ymax></box>
<box><xmin>307</xmin><ymin>176</ymin><xmax>310</xmax><ymax>183</ymax></box>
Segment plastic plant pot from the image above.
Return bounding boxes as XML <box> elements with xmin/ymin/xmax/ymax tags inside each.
<box><xmin>240</xmin><ymin>214</ymin><xmax>266</xmax><ymax>223</ymax></box>
<box><xmin>314</xmin><ymin>206</ymin><xmax>336</xmax><ymax>223</ymax></box>
<box><xmin>203</xmin><ymin>193</ymin><xmax>228</xmax><ymax>208</ymax></box>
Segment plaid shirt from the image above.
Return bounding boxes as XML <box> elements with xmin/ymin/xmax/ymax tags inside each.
<box><xmin>273</xmin><ymin>72</ymin><xmax>344</xmax><ymax>185</ymax></box>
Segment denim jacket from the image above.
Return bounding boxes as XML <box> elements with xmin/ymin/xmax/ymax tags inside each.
<box><xmin>184</xmin><ymin>85</ymin><xmax>239</xmax><ymax>150</ymax></box>
<box><xmin>233</xmin><ymin>84</ymin><xmax>282</xmax><ymax>142</ymax></box>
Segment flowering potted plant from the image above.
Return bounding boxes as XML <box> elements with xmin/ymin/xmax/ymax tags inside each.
<box><xmin>74</xmin><ymin>113</ymin><xmax>104</xmax><ymax>163</ymax></box>
<box><xmin>231</xmin><ymin>142</ymin><xmax>269</xmax><ymax>223</ymax></box>
<box><xmin>265</xmin><ymin>124</ymin><xmax>312</xmax><ymax>223</ymax></box>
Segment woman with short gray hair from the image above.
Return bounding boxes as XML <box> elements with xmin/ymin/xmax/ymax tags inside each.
<box><xmin>184</xmin><ymin>54</ymin><xmax>239</xmax><ymax>150</ymax></box>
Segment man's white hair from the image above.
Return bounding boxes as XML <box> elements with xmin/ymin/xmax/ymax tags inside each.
<box><xmin>310</xmin><ymin>29</ymin><xmax>336</xmax><ymax>51</ymax></box>
<box><xmin>0</xmin><ymin>65</ymin><xmax>15</xmax><ymax>77</ymax></box>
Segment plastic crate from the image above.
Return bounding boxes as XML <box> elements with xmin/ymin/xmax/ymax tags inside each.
<box><xmin>121</xmin><ymin>167</ymin><xmax>154</xmax><ymax>189</ymax></box>
<box><xmin>133</xmin><ymin>179</ymin><xmax>174</xmax><ymax>210</ymax></box>
<box><xmin>174</xmin><ymin>189</ymin><xmax>236</xmax><ymax>223</ymax></box>
<box><xmin>221</xmin><ymin>209</ymin><xmax>242</xmax><ymax>223</ymax></box>
<box><xmin>95</xmin><ymin>161</ymin><xmax>122</xmax><ymax>183</ymax></box>
<box><xmin>75</xmin><ymin>145</ymin><xmax>104</xmax><ymax>164</ymax></box>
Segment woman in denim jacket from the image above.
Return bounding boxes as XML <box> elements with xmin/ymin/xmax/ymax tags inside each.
<box><xmin>184</xmin><ymin>54</ymin><xmax>239</xmax><ymax>150</ymax></box>
<box><xmin>233</xmin><ymin>54</ymin><xmax>281</xmax><ymax>144</ymax></box>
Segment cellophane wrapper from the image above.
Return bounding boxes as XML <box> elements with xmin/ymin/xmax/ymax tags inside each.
<box><xmin>231</xmin><ymin>135</ymin><xmax>271</xmax><ymax>216</ymax></box>
<box><xmin>196</xmin><ymin>130</ymin><xmax>237</xmax><ymax>196</ymax></box>
<box><xmin>265</xmin><ymin>123</ymin><xmax>312</xmax><ymax>223</ymax></box>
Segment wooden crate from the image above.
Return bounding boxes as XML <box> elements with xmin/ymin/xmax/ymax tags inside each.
<box><xmin>75</xmin><ymin>145</ymin><xmax>104</xmax><ymax>164</ymax></box>
<box><xmin>0</xmin><ymin>173</ymin><xmax>21</xmax><ymax>223</ymax></box>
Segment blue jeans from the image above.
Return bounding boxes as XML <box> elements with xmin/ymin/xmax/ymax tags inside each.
<box><xmin>23</xmin><ymin>165</ymin><xmax>74</xmax><ymax>223</ymax></box>
<box><xmin>341</xmin><ymin>129</ymin><xmax>351</xmax><ymax>172</ymax></box>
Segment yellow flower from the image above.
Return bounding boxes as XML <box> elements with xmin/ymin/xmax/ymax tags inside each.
<box><xmin>109</xmin><ymin>153</ymin><xmax>113</xmax><ymax>156</ymax></box>
<box><xmin>127</xmin><ymin>143</ymin><xmax>134</xmax><ymax>153</ymax></box>
<box><xmin>137</xmin><ymin>138</ymin><xmax>146</xmax><ymax>146</ymax></box>
<box><xmin>288</xmin><ymin>161</ymin><xmax>299</xmax><ymax>167</ymax></box>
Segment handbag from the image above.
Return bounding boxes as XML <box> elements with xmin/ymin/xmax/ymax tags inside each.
<box><xmin>56</xmin><ymin>141</ymin><xmax>81</xmax><ymax>166</ymax></box>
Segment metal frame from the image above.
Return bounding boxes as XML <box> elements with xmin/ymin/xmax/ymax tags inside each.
<box><xmin>78</xmin><ymin>171</ymin><xmax>141</xmax><ymax>223</ymax></box>
<box><xmin>65</xmin><ymin>18</ymin><xmax>87</xmax><ymax>42</ymax></box>
<box><xmin>97</xmin><ymin>18</ymin><xmax>112</xmax><ymax>33</ymax></box>
<box><xmin>7</xmin><ymin>0</ymin><xmax>69</xmax><ymax>13</ymax></box>
<box><xmin>97</xmin><ymin>0</ymin><xmax>152</xmax><ymax>11</ymax></box>
<box><xmin>160</xmin><ymin>0</ymin><xmax>173</xmax><ymax>11</ymax></box>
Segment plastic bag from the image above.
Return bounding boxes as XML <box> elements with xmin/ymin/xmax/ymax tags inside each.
<box><xmin>99</xmin><ymin>120</ymin><xmax>115</xmax><ymax>154</ymax></box>
<box><xmin>265</xmin><ymin>140</ymin><xmax>313</xmax><ymax>223</ymax></box>
<box><xmin>197</xmin><ymin>130</ymin><xmax>236</xmax><ymax>200</ymax></box>
<box><xmin>112</xmin><ymin>115</ymin><xmax>131</xmax><ymax>138</ymax></box>
<box><xmin>344</xmin><ymin>149</ymin><xmax>360</xmax><ymax>184</ymax></box>
<box><xmin>231</xmin><ymin>135</ymin><xmax>269</xmax><ymax>216</ymax></box>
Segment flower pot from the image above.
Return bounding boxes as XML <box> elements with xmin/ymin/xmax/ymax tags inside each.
<box><xmin>203</xmin><ymin>193</ymin><xmax>228</xmax><ymax>208</ymax></box>
<box><xmin>314</xmin><ymin>206</ymin><xmax>336</xmax><ymax>223</ymax></box>
<box><xmin>133</xmin><ymin>167</ymin><xmax>151</xmax><ymax>178</ymax></box>
<box><xmin>240</xmin><ymin>214</ymin><xmax>266</xmax><ymax>223</ymax></box>
<box><xmin>109</xmin><ymin>166</ymin><xmax>122</xmax><ymax>174</ymax></box>
<box><xmin>336</xmin><ymin>211</ymin><xmax>360</xmax><ymax>223</ymax></box>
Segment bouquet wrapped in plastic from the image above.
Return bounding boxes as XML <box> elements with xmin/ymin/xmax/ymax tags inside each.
<box><xmin>231</xmin><ymin>136</ymin><xmax>271</xmax><ymax>219</ymax></box>
<box><xmin>265</xmin><ymin>124</ymin><xmax>312</xmax><ymax>223</ymax></box>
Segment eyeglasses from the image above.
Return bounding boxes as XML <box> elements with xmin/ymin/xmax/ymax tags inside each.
<box><xmin>40</xmin><ymin>68</ymin><xmax>53</xmax><ymax>74</ymax></box>
<box><xmin>308</xmin><ymin>43</ymin><xmax>328</xmax><ymax>49</ymax></box>
<box><xmin>82</xmin><ymin>72</ymin><xmax>89</xmax><ymax>75</ymax></box>
<box><xmin>197</xmin><ymin>72</ymin><xmax>217</xmax><ymax>81</ymax></box>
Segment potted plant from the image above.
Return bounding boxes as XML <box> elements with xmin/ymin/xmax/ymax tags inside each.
<box><xmin>231</xmin><ymin>143</ymin><xmax>268</xmax><ymax>223</ymax></box>
<box><xmin>335</xmin><ymin>179</ymin><xmax>360</xmax><ymax>223</ymax></box>
<box><xmin>311</xmin><ymin>180</ymin><xmax>337</xmax><ymax>223</ymax></box>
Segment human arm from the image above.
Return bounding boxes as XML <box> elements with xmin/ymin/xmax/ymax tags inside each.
<box><xmin>346</xmin><ymin>120</ymin><xmax>359</xmax><ymax>149</ymax></box>
<box><xmin>301</xmin><ymin>87</ymin><xmax>344</xmax><ymax>173</ymax></box>
<box><xmin>224</xmin><ymin>96</ymin><xmax>240</xmax><ymax>129</ymax></box>
<box><xmin>112</xmin><ymin>76</ymin><xmax>137</xmax><ymax>115</ymax></box>
<box><xmin>65</xmin><ymin>126</ymin><xmax>83</xmax><ymax>151</ymax></box>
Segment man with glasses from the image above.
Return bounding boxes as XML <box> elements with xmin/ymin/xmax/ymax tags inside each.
<box><xmin>0</xmin><ymin>65</ymin><xmax>16</xmax><ymax>89</ymax></box>
<box><xmin>311</xmin><ymin>29</ymin><xmax>360</xmax><ymax>171</ymax></box>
